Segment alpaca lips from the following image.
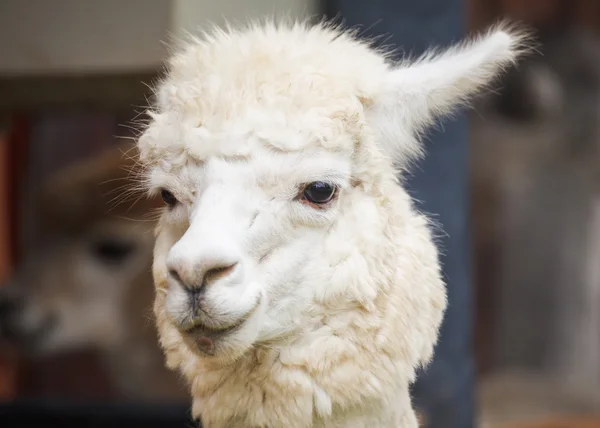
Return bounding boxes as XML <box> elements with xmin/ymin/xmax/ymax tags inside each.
<box><xmin>196</xmin><ymin>335</ymin><xmax>215</xmax><ymax>354</ymax></box>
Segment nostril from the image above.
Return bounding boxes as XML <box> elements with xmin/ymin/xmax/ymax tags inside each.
<box><xmin>202</xmin><ymin>263</ymin><xmax>238</xmax><ymax>287</ymax></box>
<box><xmin>0</xmin><ymin>297</ymin><xmax>20</xmax><ymax>319</ymax></box>
<box><xmin>0</xmin><ymin>297</ymin><xmax>23</xmax><ymax>338</ymax></box>
<box><xmin>167</xmin><ymin>260</ymin><xmax>239</xmax><ymax>290</ymax></box>
<box><xmin>168</xmin><ymin>269</ymin><xmax>182</xmax><ymax>284</ymax></box>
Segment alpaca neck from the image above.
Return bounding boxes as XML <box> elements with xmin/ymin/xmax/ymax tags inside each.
<box><xmin>313</xmin><ymin>387</ymin><xmax>418</xmax><ymax>428</ymax></box>
<box><xmin>190</xmin><ymin>345</ymin><xmax>419</xmax><ymax>428</ymax></box>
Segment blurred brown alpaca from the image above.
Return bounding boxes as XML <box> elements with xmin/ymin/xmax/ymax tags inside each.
<box><xmin>0</xmin><ymin>144</ymin><xmax>187</xmax><ymax>402</ymax></box>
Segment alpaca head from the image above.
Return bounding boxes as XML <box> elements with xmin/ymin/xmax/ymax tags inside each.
<box><xmin>137</xmin><ymin>21</ymin><xmax>527</xmax><ymax>366</ymax></box>
<box><xmin>0</xmin><ymin>145</ymin><xmax>158</xmax><ymax>356</ymax></box>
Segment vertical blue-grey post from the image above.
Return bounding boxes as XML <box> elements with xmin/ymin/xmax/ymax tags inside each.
<box><xmin>323</xmin><ymin>1</ymin><xmax>475</xmax><ymax>427</ymax></box>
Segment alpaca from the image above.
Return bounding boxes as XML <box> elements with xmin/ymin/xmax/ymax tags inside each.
<box><xmin>135</xmin><ymin>20</ymin><xmax>527</xmax><ymax>427</ymax></box>
<box><xmin>0</xmin><ymin>144</ymin><xmax>187</xmax><ymax>402</ymax></box>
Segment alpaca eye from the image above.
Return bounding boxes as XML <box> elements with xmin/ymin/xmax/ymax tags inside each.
<box><xmin>302</xmin><ymin>182</ymin><xmax>337</xmax><ymax>205</ymax></box>
<box><xmin>91</xmin><ymin>239</ymin><xmax>135</xmax><ymax>265</ymax></box>
<box><xmin>160</xmin><ymin>189</ymin><xmax>177</xmax><ymax>207</ymax></box>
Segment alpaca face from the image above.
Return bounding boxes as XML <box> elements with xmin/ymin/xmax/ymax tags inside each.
<box><xmin>0</xmin><ymin>218</ymin><xmax>154</xmax><ymax>355</ymax></box>
<box><xmin>0</xmin><ymin>147</ymin><xmax>159</xmax><ymax>358</ymax></box>
<box><xmin>148</xmin><ymin>126</ymin><xmax>357</xmax><ymax>358</ymax></box>
<box><xmin>139</xmin><ymin>22</ymin><xmax>528</xmax><ymax>363</ymax></box>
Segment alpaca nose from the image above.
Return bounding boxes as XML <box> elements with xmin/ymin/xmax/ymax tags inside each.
<box><xmin>166</xmin><ymin>195</ymin><xmax>245</xmax><ymax>292</ymax></box>
<box><xmin>167</xmin><ymin>255</ymin><xmax>241</xmax><ymax>292</ymax></box>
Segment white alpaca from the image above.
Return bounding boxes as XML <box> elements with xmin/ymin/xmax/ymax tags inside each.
<box><xmin>136</xmin><ymin>20</ymin><xmax>527</xmax><ymax>428</ymax></box>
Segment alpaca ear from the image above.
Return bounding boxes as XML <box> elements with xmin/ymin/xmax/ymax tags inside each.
<box><xmin>366</xmin><ymin>26</ymin><xmax>530</xmax><ymax>168</ymax></box>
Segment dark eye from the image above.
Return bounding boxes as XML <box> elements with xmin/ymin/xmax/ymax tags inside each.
<box><xmin>160</xmin><ymin>189</ymin><xmax>177</xmax><ymax>207</ymax></box>
<box><xmin>301</xmin><ymin>181</ymin><xmax>337</xmax><ymax>205</ymax></box>
<box><xmin>91</xmin><ymin>239</ymin><xmax>135</xmax><ymax>265</ymax></box>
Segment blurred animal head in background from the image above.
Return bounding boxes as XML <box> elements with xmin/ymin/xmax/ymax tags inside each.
<box><xmin>0</xmin><ymin>144</ymin><xmax>186</xmax><ymax>401</ymax></box>
<box><xmin>0</xmin><ymin>144</ymin><xmax>156</xmax><ymax>354</ymax></box>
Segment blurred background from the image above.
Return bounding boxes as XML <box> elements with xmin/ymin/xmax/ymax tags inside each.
<box><xmin>1</xmin><ymin>0</ymin><xmax>600</xmax><ymax>427</ymax></box>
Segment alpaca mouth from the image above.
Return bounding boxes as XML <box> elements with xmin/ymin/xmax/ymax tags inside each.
<box><xmin>179</xmin><ymin>296</ymin><xmax>262</xmax><ymax>355</ymax></box>
<box><xmin>183</xmin><ymin>315</ymin><xmax>247</xmax><ymax>337</ymax></box>
<box><xmin>182</xmin><ymin>316</ymin><xmax>247</xmax><ymax>356</ymax></box>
